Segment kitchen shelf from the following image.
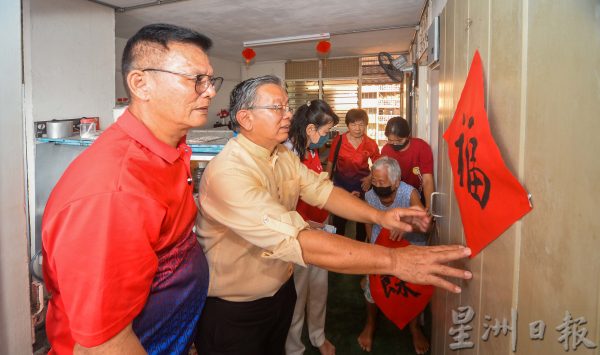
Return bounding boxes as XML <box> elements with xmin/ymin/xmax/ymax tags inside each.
<box><xmin>36</xmin><ymin>136</ymin><xmax>227</xmax><ymax>155</ymax></box>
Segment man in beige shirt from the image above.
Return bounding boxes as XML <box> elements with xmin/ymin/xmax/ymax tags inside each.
<box><xmin>195</xmin><ymin>75</ymin><xmax>472</xmax><ymax>355</ymax></box>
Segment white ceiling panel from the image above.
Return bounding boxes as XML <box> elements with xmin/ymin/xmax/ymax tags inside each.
<box><xmin>95</xmin><ymin>0</ymin><xmax>175</xmax><ymax>8</ymax></box>
<box><xmin>110</xmin><ymin>0</ymin><xmax>425</xmax><ymax>62</ymax></box>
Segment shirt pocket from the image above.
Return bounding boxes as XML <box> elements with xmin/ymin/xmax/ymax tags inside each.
<box><xmin>279</xmin><ymin>177</ymin><xmax>300</xmax><ymax>210</ymax></box>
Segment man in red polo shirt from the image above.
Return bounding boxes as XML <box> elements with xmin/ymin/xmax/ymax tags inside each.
<box><xmin>42</xmin><ymin>24</ymin><xmax>223</xmax><ymax>354</ymax></box>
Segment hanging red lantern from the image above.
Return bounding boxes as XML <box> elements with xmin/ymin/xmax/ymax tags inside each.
<box><xmin>242</xmin><ymin>48</ymin><xmax>256</xmax><ymax>64</ymax></box>
<box><xmin>316</xmin><ymin>40</ymin><xmax>331</xmax><ymax>55</ymax></box>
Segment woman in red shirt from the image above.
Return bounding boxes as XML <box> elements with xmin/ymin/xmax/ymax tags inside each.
<box><xmin>284</xmin><ymin>99</ymin><xmax>339</xmax><ymax>355</ymax></box>
<box><xmin>381</xmin><ymin>116</ymin><xmax>435</xmax><ymax>210</ymax></box>
<box><xmin>325</xmin><ymin>109</ymin><xmax>381</xmax><ymax>241</ymax></box>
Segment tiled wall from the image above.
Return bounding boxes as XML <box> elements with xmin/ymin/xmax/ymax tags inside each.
<box><xmin>431</xmin><ymin>1</ymin><xmax>600</xmax><ymax>354</ymax></box>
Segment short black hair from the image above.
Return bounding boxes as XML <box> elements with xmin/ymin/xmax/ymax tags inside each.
<box><xmin>345</xmin><ymin>108</ymin><xmax>369</xmax><ymax>126</ymax></box>
<box><xmin>121</xmin><ymin>23</ymin><xmax>212</xmax><ymax>96</ymax></box>
<box><xmin>385</xmin><ymin>116</ymin><xmax>410</xmax><ymax>138</ymax></box>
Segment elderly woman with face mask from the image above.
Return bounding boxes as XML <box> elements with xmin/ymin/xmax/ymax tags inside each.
<box><xmin>358</xmin><ymin>156</ymin><xmax>431</xmax><ymax>355</ymax></box>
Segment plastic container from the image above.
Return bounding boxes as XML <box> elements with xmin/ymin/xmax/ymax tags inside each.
<box><xmin>80</xmin><ymin>118</ymin><xmax>97</xmax><ymax>139</ymax></box>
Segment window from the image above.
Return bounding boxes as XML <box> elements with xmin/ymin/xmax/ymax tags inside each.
<box><xmin>285</xmin><ymin>56</ymin><xmax>403</xmax><ymax>147</ymax></box>
<box><xmin>286</xmin><ymin>80</ymin><xmax>319</xmax><ymax>109</ymax></box>
<box><xmin>323</xmin><ymin>79</ymin><xmax>358</xmax><ymax>128</ymax></box>
<box><xmin>361</xmin><ymin>56</ymin><xmax>402</xmax><ymax>147</ymax></box>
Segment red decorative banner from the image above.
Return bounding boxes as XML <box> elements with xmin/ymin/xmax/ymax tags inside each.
<box><xmin>443</xmin><ymin>50</ymin><xmax>532</xmax><ymax>257</ymax></box>
<box><xmin>369</xmin><ymin>229</ymin><xmax>433</xmax><ymax>329</ymax></box>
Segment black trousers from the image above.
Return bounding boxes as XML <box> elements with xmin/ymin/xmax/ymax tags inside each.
<box><xmin>332</xmin><ymin>214</ymin><xmax>367</xmax><ymax>242</ymax></box>
<box><xmin>194</xmin><ymin>277</ymin><xmax>297</xmax><ymax>355</ymax></box>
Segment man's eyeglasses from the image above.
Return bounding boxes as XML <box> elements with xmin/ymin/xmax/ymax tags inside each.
<box><xmin>247</xmin><ymin>104</ymin><xmax>294</xmax><ymax>115</ymax></box>
<box><xmin>141</xmin><ymin>68</ymin><xmax>223</xmax><ymax>95</ymax></box>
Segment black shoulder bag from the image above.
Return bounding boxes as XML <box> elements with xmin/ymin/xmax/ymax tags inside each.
<box><xmin>330</xmin><ymin>134</ymin><xmax>343</xmax><ymax>180</ymax></box>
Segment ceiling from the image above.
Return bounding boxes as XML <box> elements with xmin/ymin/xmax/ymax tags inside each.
<box><xmin>107</xmin><ymin>0</ymin><xmax>425</xmax><ymax>62</ymax></box>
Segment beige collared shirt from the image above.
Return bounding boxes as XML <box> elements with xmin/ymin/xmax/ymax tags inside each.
<box><xmin>196</xmin><ymin>134</ymin><xmax>334</xmax><ymax>301</ymax></box>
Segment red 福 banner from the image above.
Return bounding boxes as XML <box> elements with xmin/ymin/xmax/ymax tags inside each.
<box><xmin>443</xmin><ymin>50</ymin><xmax>532</xmax><ymax>257</ymax></box>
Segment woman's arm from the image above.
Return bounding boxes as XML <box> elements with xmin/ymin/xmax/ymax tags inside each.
<box><xmin>325</xmin><ymin>161</ymin><xmax>333</xmax><ymax>179</ymax></box>
<box><xmin>410</xmin><ymin>189</ymin><xmax>424</xmax><ymax>208</ymax></box>
<box><xmin>422</xmin><ymin>173</ymin><xmax>435</xmax><ymax>210</ymax></box>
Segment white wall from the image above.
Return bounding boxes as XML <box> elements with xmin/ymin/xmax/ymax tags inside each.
<box><xmin>28</xmin><ymin>0</ymin><xmax>115</xmax><ymax>129</ymax></box>
<box><xmin>208</xmin><ymin>57</ymin><xmax>241</xmax><ymax>127</ymax></box>
<box><xmin>115</xmin><ymin>37</ymin><xmax>241</xmax><ymax>128</ymax></box>
<box><xmin>0</xmin><ymin>0</ymin><xmax>33</xmax><ymax>353</ymax></box>
<box><xmin>241</xmin><ymin>60</ymin><xmax>286</xmax><ymax>81</ymax></box>
<box><xmin>414</xmin><ymin>65</ymin><xmax>430</xmax><ymax>142</ymax></box>
<box><xmin>115</xmin><ymin>37</ymin><xmax>129</xmax><ymax>101</ymax></box>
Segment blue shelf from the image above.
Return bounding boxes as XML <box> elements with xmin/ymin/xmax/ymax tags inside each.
<box><xmin>37</xmin><ymin>137</ymin><xmax>94</xmax><ymax>146</ymax></box>
<box><xmin>36</xmin><ymin>137</ymin><xmax>226</xmax><ymax>154</ymax></box>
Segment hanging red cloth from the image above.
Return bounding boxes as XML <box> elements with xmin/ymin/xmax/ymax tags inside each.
<box><xmin>443</xmin><ymin>50</ymin><xmax>532</xmax><ymax>257</ymax></box>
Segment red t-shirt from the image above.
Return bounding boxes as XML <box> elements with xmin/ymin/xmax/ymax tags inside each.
<box><xmin>42</xmin><ymin>110</ymin><xmax>206</xmax><ymax>354</ymax></box>
<box><xmin>381</xmin><ymin>137</ymin><xmax>434</xmax><ymax>193</ymax></box>
<box><xmin>296</xmin><ymin>150</ymin><xmax>329</xmax><ymax>223</ymax></box>
<box><xmin>327</xmin><ymin>133</ymin><xmax>381</xmax><ymax>193</ymax></box>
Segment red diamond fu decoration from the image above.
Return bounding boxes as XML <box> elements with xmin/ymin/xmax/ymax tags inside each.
<box><xmin>369</xmin><ymin>229</ymin><xmax>433</xmax><ymax>329</ymax></box>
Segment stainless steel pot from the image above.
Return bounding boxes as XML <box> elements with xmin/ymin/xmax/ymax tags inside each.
<box><xmin>46</xmin><ymin>120</ymin><xmax>73</xmax><ymax>139</ymax></box>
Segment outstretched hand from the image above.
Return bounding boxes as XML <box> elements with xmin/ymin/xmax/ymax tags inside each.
<box><xmin>390</xmin><ymin>244</ymin><xmax>472</xmax><ymax>293</ymax></box>
<box><xmin>377</xmin><ymin>206</ymin><xmax>432</xmax><ymax>235</ymax></box>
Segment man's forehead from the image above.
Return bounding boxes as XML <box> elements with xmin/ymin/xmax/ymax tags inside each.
<box><xmin>163</xmin><ymin>42</ymin><xmax>212</xmax><ymax>71</ymax></box>
<box><xmin>256</xmin><ymin>83</ymin><xmax>288</xmax><ymax>102</ymax></box>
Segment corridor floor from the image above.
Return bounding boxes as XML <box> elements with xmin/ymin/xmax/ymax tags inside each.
<box><xmin>300</xmin><ymin>271</ymin><xmax>429</xmax><ymax>355</ymax></box>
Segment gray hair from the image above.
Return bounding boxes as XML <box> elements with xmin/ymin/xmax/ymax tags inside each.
<box><xmin>372</xmin><ymin>156</ymin><xmax>401</xmax><ymax>184</ymax></box>
<box><xmin>229</xmin><ymin>75</ymin><xmax>283</xmax><ymax>131</ymax></box>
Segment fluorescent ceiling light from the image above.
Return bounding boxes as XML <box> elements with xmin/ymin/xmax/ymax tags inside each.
<box><xmin>243</xmin><ymin>33</ymin><xmax>330</xmax><ymax>47</ymax></box>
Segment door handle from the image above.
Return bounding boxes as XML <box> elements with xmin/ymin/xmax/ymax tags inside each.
<box><xmin>430</xmin><ymin>192</ymin><xmax>446</xmax><ymax>219</ymax></box>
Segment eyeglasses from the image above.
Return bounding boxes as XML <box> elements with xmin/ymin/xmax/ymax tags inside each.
<box><xmin>141</xmin><ymin>68</ymin><xmax>223</xmax><ymax>95</ymax></box>
<box><xmin>247</xmin><ymin>104</ymin><xmax>294</xmax><ymax>115</ymax></box>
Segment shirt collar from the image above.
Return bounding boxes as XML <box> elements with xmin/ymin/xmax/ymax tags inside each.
<box><xmin>236</xmin><ymin>133</ymin><xmax>279</xmax><ymax>161</ymax></box>
<box><xmin>116</xmin><ymin>109</ymin><xmax>185</xmax><ymax>164</ymax></box>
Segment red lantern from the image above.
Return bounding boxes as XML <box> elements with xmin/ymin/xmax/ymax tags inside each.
<box><xmin>242</xmin><ymin>48</ymin><xmax>256</xmax><ymax>64</ymax></box>
<box><xmin>316</xmin><ymin>40</ymin><xmax>331</xmax><ymax>54</ymax></box>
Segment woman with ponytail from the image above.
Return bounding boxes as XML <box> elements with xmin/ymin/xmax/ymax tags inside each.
<box><xmin>284</xmin><ymin>99</ymin><xmax>339</xmax><ymax>355</ymax></box>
